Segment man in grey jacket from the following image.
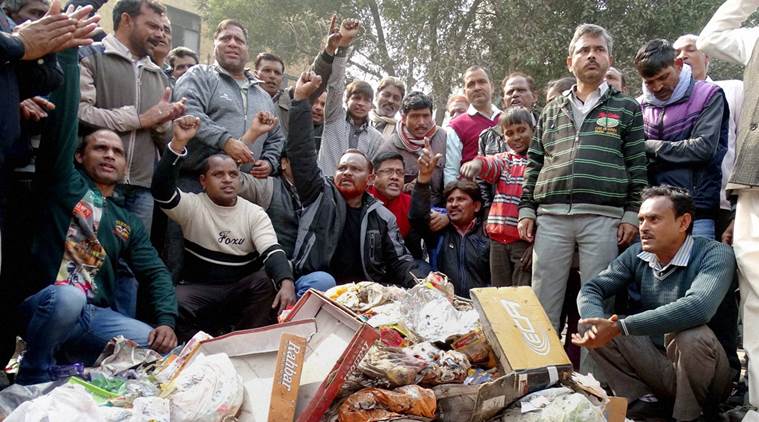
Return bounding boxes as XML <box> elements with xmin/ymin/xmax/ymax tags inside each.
<box><xmin>173</xmin><ymin>18</ymin><xmax>283</xmax><ymax>180</ymax></box>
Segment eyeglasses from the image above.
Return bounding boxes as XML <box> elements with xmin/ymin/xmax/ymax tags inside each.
<box><xmin>376</xmin><ymin>168</ymin><xmax>405</xmax><ymax>177</ymax></box>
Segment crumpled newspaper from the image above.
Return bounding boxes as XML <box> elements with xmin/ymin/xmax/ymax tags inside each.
<box><xmin>399</xmin><ymin>284</ymin><xmax>479</xmax><ymax>342</ymax></box>
<box><xmin>92</xmin><ymin>336</ymin><xmax>162</xmax><ymax>376</ymax></box>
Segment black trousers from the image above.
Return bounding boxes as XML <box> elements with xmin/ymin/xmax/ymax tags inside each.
<box><xmin>175</xmin><ymin>270</ymin><xmax>277</xmax><ymax>343</ymax></box>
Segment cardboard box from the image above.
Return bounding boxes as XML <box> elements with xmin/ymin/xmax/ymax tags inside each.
<box><xmin>199</xmin><ymin>289</ymin><xmax>378</xmax><ymax>422</ymax></box>
<box><xmin>470</xmin><ymin>287</ymin><xmax>573</xmax><ymax>374</ymax></box>
<box><xmin>268</xmin><ymin>334</ymin><xmax>307</xmax><ymax>422</ymax></box>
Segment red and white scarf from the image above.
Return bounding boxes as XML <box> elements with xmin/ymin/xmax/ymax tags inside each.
<box><xmin>397</xmin><ymin>121</ymin><xmax>438</xmax><ymax>152</ymax></box>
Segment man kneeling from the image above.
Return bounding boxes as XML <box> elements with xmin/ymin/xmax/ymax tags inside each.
<box><xmin>152</xmin><ymin>116</ymin><xmax>297</xmax><ymax>342</ymax></box>
<box><xmin>18</xmin><ymin>49</ymin><xmax>177</xmax><ymax>385</ymax></box>
<box><xmin>574</xmin><ymin>186</ymin><xmax>739</xmax><ymax>421</ymax></box>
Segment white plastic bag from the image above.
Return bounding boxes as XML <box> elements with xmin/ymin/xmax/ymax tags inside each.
<box><xmin>169</xmin><ymin>353</ymin><xmax>244</xmax><ymax>422</ymax></box>
<box><xmin>5</xmin><ymin>384</ymin><xmax>101</xmax><ymax>422</ymax></box>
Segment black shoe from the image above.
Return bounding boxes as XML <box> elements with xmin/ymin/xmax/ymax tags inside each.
<box><xmin>627</xmin><ymin>398</ymin><xmax>672</xmax><ymax>421</ymax></box>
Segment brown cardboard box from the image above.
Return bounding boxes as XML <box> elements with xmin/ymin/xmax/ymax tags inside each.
<box><xmin>199</xmin><ymin>289</ymin><xmax>378</xmax><ymax>422</ymax></box>
<box><xmin>470</xmin><ymin>287</ymin><xmax>573</xmax><ymax>373</ymax></box>
<box><xmin>268</xmin><ymin>334</ymin><xmax>307</xmax><ymax>422</ymax></box>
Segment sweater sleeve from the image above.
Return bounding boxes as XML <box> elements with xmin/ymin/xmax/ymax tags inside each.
<box><xmin>287</xmin><ymin>99</ymin><xmax>324</xmax><ymax>207</ymax></box>
<box><xmin>35</xmin><ymin>48</ymin><xmax>79</xmax><ymax>187</ymax></box>
<box><xmin>646</xmin><ymin>91</ymin><xmax>725</xmax><ymax>164</ymax></box>
<box><xmin>577</xmin><ymin>248</ymin><xmax>636</xmax><ymax>320</ymax></box>
<box><xmin>518</xmin><ymin>113</ymin><xmax>546</xmax><ymax>220</ymax></box>
<box><xmin>151</xmin><ymin>145</ymin><xmax>199</xmax><ymax>226</ymax></box>
<box><xmin>124</xmin><ymin>216</ymin><xmax>178</xmax><ymax>327</ymax></box>
<box><xmin>619</xmin><ymin>243</ymin><xmax>736</xmax><ymax>337</ymax></box>
<box><xmin>479</xmin><ymin>154</ymin><xmax>511</xmax><ymax>184</ymax></box>
<box><xmin>309</xmin><ymin>50</ymin><xmax>334</xmax><ymax>102</ymax></box>
<box><xmin>621</xmin><ymin>103</ymin><xmax>648</xmax><ymax>225</ymax></box>
<box><xmin>408</xmin><ymin>181</ymin><xmax>437</xmax><ymax>248</ymax></box>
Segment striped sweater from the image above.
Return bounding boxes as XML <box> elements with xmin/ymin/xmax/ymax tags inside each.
<box><xmin>518</xmin><ymin>88</ymin><xmax>648</xmax><ymax>226</ymax></box>
<box><xmin>476</xmin><ymin>152</ymin><xmax>529</xmax><ymax>244</ymax></box>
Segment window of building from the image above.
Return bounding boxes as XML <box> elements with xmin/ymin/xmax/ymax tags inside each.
<box><xmin>165</xmin><ymin>6</ymin><xmax>201</xmax><ymax>53</ymax></box>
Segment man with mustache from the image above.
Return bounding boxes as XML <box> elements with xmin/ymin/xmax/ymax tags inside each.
<box><xmin>174</xmin><ymin>19</ymin><xmax>282</xmax><ymax>181</ymax></box>
<box><xmin>635</xmin><ymin>39</ymin><xmax>728</xmax><ymax>240</ymax></box>
<box><xmin>149</xmin><ymin>14</ymin><xmax>171</xmax><ymax>84</ymax></box>
<box><xmin>410</xmin><ymin>142</ymin><xmax>490</xmax><ymax>298</ymax></box>
<box><xmin>288</xmin><ymin>71</ymin><xmax>420</xmax><ymax>287</ymax></box>
<box><xmin>152</xmin><ymin>113</ymin><xmax>302</xmax><ymax>341</ymax></box>
<box><xmin>17</xmin><ymin>47</ymin><xmax>178</xmax><ymax>385</ymax></box>
<box><xmin>518</xmin><ymin>24</ymin><xmax>648</xmax><ymax>334</ymax></box>
<box><xmin>78</xmin><ymin>0</ymin><xmax>184</xmax><ymax>235</ymax></box>
<box><xmin>376</xmin><ymin>91</ymin><xmax>447</xmax><ymax>206</ymax></box>
<box><xmin>574</xmin><ymin>186</ymin><xmax>738</xmax><ymax>421</ymax></box>
<box><xmin>444</xmin><ymin>66</ymin><xmax>501</xmax><ymax>185</ymax></box>
<box><xmin>369</xmin><ymin>76</ymin><xmax>405</xmax><ymax>140</ymax></box>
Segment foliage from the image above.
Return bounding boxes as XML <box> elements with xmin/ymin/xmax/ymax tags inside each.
<box><xmin>198</xmin><ymin>0</ymin><xmax>753</xmax><ymax>121</ymax></box>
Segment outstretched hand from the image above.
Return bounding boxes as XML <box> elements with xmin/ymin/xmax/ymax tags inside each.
<box><xmin>416</xmin><ymin>138</ymin><xmax>442</xmax><ymax>184</ymax></box>
<box><xmin>293</xmin><ymin>71</ymin><xmax>323</xmax><ymax>102</ymax></box>
<box><xmin>460</xmin><ymin>159</ymin><xmax>483</xmax><ymax>180</ymax></box>
<box><xmin>272</xmin><ymin>280</ymin><xmax>296</xmax><ymax>315</ymax></box>
<box><xmin>571</xmin><ymin>314</ymin><xmax>620</xmax><ymax>349</ymax></box>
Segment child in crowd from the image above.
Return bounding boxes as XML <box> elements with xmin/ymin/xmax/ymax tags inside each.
<box><xmin>460</xmin><ymin>106</ymin><xmax>533</xmax><ymax>287</ymax></box>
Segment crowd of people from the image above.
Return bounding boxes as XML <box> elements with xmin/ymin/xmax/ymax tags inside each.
<box><xmin>1</xmin><ymin>0</ymin><xmax>759</xmax><ymax>420</ymax></box>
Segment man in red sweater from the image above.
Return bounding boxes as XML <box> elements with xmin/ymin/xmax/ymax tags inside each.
<box><xmin>367</xmin><ymin>151</ymin><xmax>426</xmax><ymax>260</ymax></box>
<box><xmin>444</xmin><ymin>66</ymin><xmax>502</xmax><ymax>185</ymax></box>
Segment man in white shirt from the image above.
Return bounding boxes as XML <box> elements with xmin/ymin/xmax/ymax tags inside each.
<box><xmin>444</xmin><ymin>66</ymin><xmax>502</xmax><ymax>185</ymax></box>
<box><xmin>698</xmin><ymin>0</ymin><xmax>759</xmax><ymax>414</ymax></box>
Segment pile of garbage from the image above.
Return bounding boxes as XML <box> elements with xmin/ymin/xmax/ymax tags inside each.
<box><xmin>0</xmin><ymin>273</ymin><xmax>628</xmax><ymax>422</ymax></box>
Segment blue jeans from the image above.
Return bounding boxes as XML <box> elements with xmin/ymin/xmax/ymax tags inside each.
<box><xmin>17</xmin><ymin>285</ymin><xmax>153</xmax><ymax>385</ymax></box>
<box><xmin>295</xmin><ymin>272</ymin><xmax>336</xmax><ymax>298</ymax></box>
<box><xmin>112</xmin><ymin>185</ymin><xmax>155</xmax><ymax>318</ymax></box>
<box><xmin>693</xmin><ymin>218</ymin><xmax>716</xmax><ymax>240</ymax></box>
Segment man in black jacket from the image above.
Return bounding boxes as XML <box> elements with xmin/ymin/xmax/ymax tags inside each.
<box><xmin>286</xmin><ymin>71</ymin><xmax>420</xmax><ymax>287</ymax></box>
<box><xmin>410</xmin><ymin>141</ymin><xmax>490</xmax><ymax>297</ymax></box>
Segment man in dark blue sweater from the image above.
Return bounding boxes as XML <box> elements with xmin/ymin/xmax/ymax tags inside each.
<box><xmin>574</xmin><ymin>185</ymin><xmax>738</xmax><ymax>421</ymax></box>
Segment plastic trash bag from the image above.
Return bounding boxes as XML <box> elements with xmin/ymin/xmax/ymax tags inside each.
<box><xmin>168</xmin><ymin>353</ymin><xmax>244</xmax><ymax>422</ymax></box>
<box><xmin>4</xmin><ymin>383</ymin><xmax>101</xmax><ymax>422</ymax></box>
<box><xmin>338</xmin><ymin>384</ymin><xmax>436</xmax><ymax>422</ymax></box>
<box><xmin>0</xmin><ymin>381</ymin><xmax>63</xmax><ymax>418</ymax></box>
<box><xmin>499</xmin><ymin>390</ymin><xmax>606</xmax><ymax>422</ymax></box>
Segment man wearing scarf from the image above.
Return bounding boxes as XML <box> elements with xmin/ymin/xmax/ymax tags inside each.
<box><xmin>376</xmin><ymin>91</ymin><xmax>447</xmax><ymax>207</ymax></box>
<box><xmin>636</xmin><ymin>39</ymin><xmax>728</xmax><ymax>240</ymax></box>
<box><xmin>369</xmin><ymin>76</ymin><xmax>405</xmax><ymax>140</ymax></box>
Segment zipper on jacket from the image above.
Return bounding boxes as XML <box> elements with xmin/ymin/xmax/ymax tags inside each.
<box><xmin>125</xmin><ymin>67</ymin><xmax>142</xmax><ymax>185</ymax></box>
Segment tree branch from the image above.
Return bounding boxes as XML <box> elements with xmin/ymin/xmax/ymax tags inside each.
<box><xmin>365</xmin><ymin>0</ymin><xmax>396</xmax><ymax>76</ymax></box>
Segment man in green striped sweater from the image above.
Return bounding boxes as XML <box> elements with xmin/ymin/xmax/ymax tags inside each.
<box><xmin>517</xmin><ymin>23</ymin><xmax>648</xmax><ymax>332</ymax></box>
<box><xmin>574</xmin><ymin>186</ymin><xmax>738</xmax><ymax>421</ymax></box>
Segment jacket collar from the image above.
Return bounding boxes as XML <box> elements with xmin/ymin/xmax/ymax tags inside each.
<box><xmin>102</xmin><ymin>34</ymin><xmax>161</xmax><ymax>72</ymax></box>
<box><xmin>213</xmin><ymin>62</ymin><xmax>263</xmax><ymax>85</ymax></box>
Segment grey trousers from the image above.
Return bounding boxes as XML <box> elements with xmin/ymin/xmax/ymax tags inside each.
<box><xmin>531</xmin><ymin>214</ymin><xmax>619</xmax><ymax>331</ymax></box>
<box><xmin>590</xmin><ymin>325</ymin><xmax>732</xmax><ymax>421</ymax></box>
<box><xmin>490</xmin><ymin>239</ymin><xmax>532</xmax><ymax>287</ymax></box>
